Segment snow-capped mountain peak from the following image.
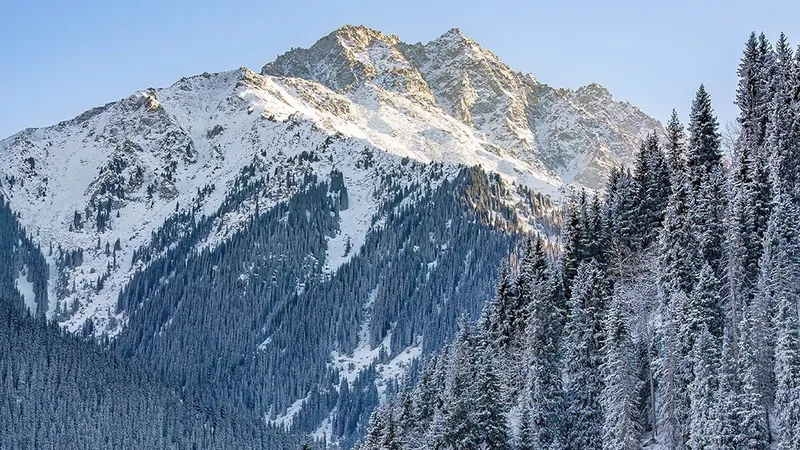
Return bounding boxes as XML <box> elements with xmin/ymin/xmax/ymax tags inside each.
<box><xmin>262</xmin><ymin>25</ymin><xmax>663</xmax><ymax>187</ymax></box>
<box><xmin>1</xmin><ymin>25</ymin><xmax>661</xmax><ymax>338</ymax></box>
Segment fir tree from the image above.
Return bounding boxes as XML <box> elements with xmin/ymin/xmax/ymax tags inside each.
<box><xmin>601</xmin><ymin>291</ymin><xmax>641</xmax><ymax>450</ymax></box>
<box><xmin>770</xmin><ymin>199</ymin><xmax>800</xmax><ymax>450</ymax></box>
<box><xmin>635</xmin><ymin>132</ymin><xmax>671</xmax><ymax>248</ymax></box>
<box><xmin>767</xmin><ymin>34</ymin><xmax>800</xmax><ymax>201</ymax></box>
<box><xmin>473</xmin><ymin>339</ymin><xmax>510</xmax><ymax>450</ymax></box>
<box><xmin>687</xmin><ymin>324</ymin><xmax>719</xmax><ymax>450</ymax></box>
<box><xmin>665</xmin><ymin>109</ymin><xmax>686</xmax><ymax>179</ymax></box>
<box><xmin>686</xmin><ymin>85</ymin><xmax>722</xmax><ymax>190</ymax></box>
<box><xmin>562</xmin><ymin>260</ymin><xmax>606</xmax><ymax>450</ymax></box>
<box><xmin>442</xmin><ymin>315</ymin><xmax>479</xmax><ymax>449</ymax></box>
<box><xmin>660</xmin><ymin>180</ymin><xmax>700</xmax><ymax>296</ymax></box>
<box><xmin>522</xmin><ymin>252</ymin><xmax>563</xmax><ymax>449</ymax></box>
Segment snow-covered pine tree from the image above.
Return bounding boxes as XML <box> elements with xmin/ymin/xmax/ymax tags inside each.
<box><xmin>685</xmin><ymin>85</ymin><xmax>726</xmax><ymax>278</ymax></box>
<box><xmin>686</xmin><ymin>85</ymin><xmax>723</xmax><ymax>191</ymax></box>
<box><xmin>739</xmin><ymin>280</ymin><xmax>775</xmax><ymax>444</ymax></box>
<box><xmin>736</xmin><ymin>360</ymin><xmax>771</xmax><ymax>449</ymax></box>
<box><xmin>442</xmin><ymin>315</ymin><xmax>479</xmax><ymax>449</ymax></box>
<box><xmin>362</xmin><ymin>406</ymin><xmax>389</xmax><ymax>450</ymax></box>
<box><xmin>587</xmin><ymin>194</ymin><xmax>607</xmax><ymax>266</ymax></box>
<box><xmin>731</xmin><ymin>32</ymin><xmax>774</xmax><ymax>304</ymax></box>
<box><xmin>487</xmin><ymin>260</ymin><xmax>516</xmax><ymax>353</ymax></box>
<box><xmin>692</xmin><ymin>167</ymin><xmax>728</xmax><ymax>277</ymax></box>
<box><xmin>381</xmin><ymin>412</ymin><xmax>402</xmax><ymax>450</ymax></box>
<box><xmin>635</xmin><ymin>132</ymin><xmax>671</xmax><ymax>249</ymax></box>
<box><xmin>517</xmin><ymin>398</ymin><xmax>535</xmax><ymax>450</ymax></box>
<box><xmin>600</xmin><ymin>289</ymin><xmax>641</xmax><ymax>450</ymax></box>
<box><xmin>716</xmin><ymin>327</ymin><xmax>744</xmax><ymax>450</ymax></box>
<box><xmin>769</xmin><ymin>198</ymin><xmax>800</xmax><ymax>450</ymax></box>
<box><xmin>604</xmin><ymin>166</ymin><xmax>639</xmax><ymax>251</ymax></box>
<box><xmin>767</xmin><ymin>34</ymin><xmax>800</xmax><ymax>201</ymax></box>
<box><xmin>687</xmin><ymin>323</ymin><xmax>719</xmax><ymax>450</ymax></box>
<box><xmin>412</xmin><ymin>356</ymin><xmax>439</xmax><ymax>431</ymax></box>
<box><xmin>665</xmin><ymin>109</ymin><xmax>686</xmax><ymax>181</ymax></box>
<box><xmin>660</xmin><ymin>178</ymin><xmax>700</xmax><ymax>297</ymax></box>
<box><xmin>562</xmin><ymin>192</ymin><xmax>589</xmax><ymax>300</ymax></box>
<box><xmin>562</xmin><ymin>260</ymin><xmax>607</xmax><ymax>450</ymax></box>
<box><xmin>521</xmin><ymin>243</ymin><xmax>564</xmax><ymax>449</ymax></box>
<box><xmin>395</xmin><ymin>377</ymin><xmax>417</xmax><ymax>448</ymax></box>
<box><xmin>472</xmin><ymin>332</ymin><xmax>510</xmax><ymax>450</ymax></box>
<box><xmin>656</xmin><ymin>295</ymin><xmax>688</xmax><ymax>449</ymax></box>
<box><xmin>514</xmin><ymin>236</ymin><xmax>550</xmax><ymax>345</ymax></box>
<box><xmin>422</xmin><ymin>408</ymin><xmax>447</xmax><ymax>450</ymax></box>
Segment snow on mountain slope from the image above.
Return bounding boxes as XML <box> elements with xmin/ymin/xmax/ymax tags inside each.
<box><xmin>0</xmin><ymin>25</ymin><xmax>659</xmax><ymax>337</ymax></box>
<box><xmin>0</xmin><ymin>68</ymin><xmax>455</xmax><ymax>334</ymax></box>
<box><xmin>263</xmin><ymin>25</ymin><xmax>664</xmax><ymax>187</ymax></box>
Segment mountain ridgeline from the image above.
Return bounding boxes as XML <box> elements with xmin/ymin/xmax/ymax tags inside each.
<box><xmin>360</xmin><ymin>32</ymin><xmax>800</xmax><ymax>450</ymax></box>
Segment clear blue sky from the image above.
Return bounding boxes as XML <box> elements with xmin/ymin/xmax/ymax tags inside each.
<box><xmin>1</xmin><ymin>0</ymin><xmax>798</xmax><ymax>139</ymax></box>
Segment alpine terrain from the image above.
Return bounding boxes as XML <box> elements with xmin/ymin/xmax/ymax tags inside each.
<box><xmin>8</xmin><ymin>25</ymin><xmax>796</xmax><ymax>450</ymax></box>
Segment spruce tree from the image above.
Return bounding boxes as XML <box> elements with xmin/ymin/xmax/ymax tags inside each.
<box><xmin>601</xmin><ymin>291</ymin><xmax>641</xmax><ymax>450</ymax></box>
<box><xmin>488</xmin><ymin>261</ymin><xmax>516</xmax><ymax>352</ymax></box>
<box><xmin>687</xmin><ymin>324</ymin><xmax>719</xmax><ymax>450</ymax></box>
<box><xmin>686</xmin><ymin>84</ymin><xmax>722</xmax><ymax>190</ymax></box>
<box><xmin>604</xmin><ymin>167</ymin><xmax>639</xmax><ymax>250</ymax></box>
<box><xmin>517</xmin><ymin>398</ymin><xmax>535</xmax><ymax>450</ymax></box>
<box><xmin>442</xmin><ymin>316</ymin><xmax>479</xmax><ymax>449</ymax></box>
<box><xmin>660</xmin><ymin>180</ymin><xmax>700</xmax><ymax>296</ymax></box>
<box><xmin>692</xmin><ymin>167</ymin><xmax>728</xmax><ymax>277</ymax></box>
<box><xmin>522</xmin><ymin>250</ymin><xmax>563</xmax><ymax>449</ymax></box>
<box><xmin>473</xmin><ymin>340</ymin><xmax>510</xmax><ymax>450</ymax></box>
<box><xmin>665</xmin><ymin>109</ymin><xmax>686</xmax><ymax>180</ymax></box>
<box><xmin>716</xmin><ymin>327</ymin><xmax>744</xmax><ymax>450</ymax></box>
<box><xmin>562</xmin><ymin>192</ymin><xmax>589</xmax><ymax>300</ymax></box>
<box><xmin>562</xmin><ymin>260</ymin><xmax>606</xmax><ymax>450</ymax></box>
<box><xmin>656</xmin><ymin>297</ymin><xmax>687</xmax><ymax>450</ymax></box>
<box><xmin>770</xmin><ymin>199</ymin><xmax>800</xmax><ymax>450</ymax></box>
<box><xmin>635</xmin><ymin>132</ymin><xmax>671</xmax><ymax>248</ymax></box>
<box><xmin>767</xmin><ymin>34</ymin><xmax>800</xmax><ymax>201</ymax></box>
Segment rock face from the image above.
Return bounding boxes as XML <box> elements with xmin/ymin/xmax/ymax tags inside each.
<box><xmin>263</xmin><ymin>25</ymin><xmax>664</xmax><ymax>188</ymax></box>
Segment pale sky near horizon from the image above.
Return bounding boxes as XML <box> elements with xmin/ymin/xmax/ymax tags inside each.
<box><xmin>1</xmin><ymin>0</ymin><xmax>798</xmax><ymax>140</ymax></box>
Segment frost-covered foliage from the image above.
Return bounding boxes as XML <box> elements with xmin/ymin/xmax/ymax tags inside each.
<box><xmin>361</xmin><ymin>31</ymin><xmax>800</xmax><ymax>450</ymax></box>
<box><xmin>0</xmin><ymin>196</ymin><xmax>300</xmax><ymax>450</ymax></box>
<box><xmin>110</xmin><ymin>163</ymin><xmax>557</xmax><ymax>448</ymax></box>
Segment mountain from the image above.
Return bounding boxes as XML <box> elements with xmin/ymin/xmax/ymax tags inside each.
<box><xmin>263</xmin><ymin>25</ymin><xmax>663</xmax><ymax>188</ymax></box>
<box><xmin>0</xmin><ymin>25</ymin><xmax>662</xmax><ymax>448</ymax></box>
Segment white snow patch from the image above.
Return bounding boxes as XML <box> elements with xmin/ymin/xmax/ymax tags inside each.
<box><xmin>374</xmin><ymin>343</ymin><xmax>422</xmax><ymax>401</ymax></box>
<box><xmin>331</xmin><ymin>288</ymin><xmax>386</xmax><ymax>385</ymax></box>
<box><xmin>268</xmin><ymin>395</ymin><xmax>308</xmax><ymax>428</ymax></box>
<box><xmin>311</xmin><ymin>410</ymin><xmax>334</xmax><ymax>442</ymax></box>
<box><xmin>16</xmin><ymin>269</ymin><xmax>36</xmax><ymax>314</ymax></box>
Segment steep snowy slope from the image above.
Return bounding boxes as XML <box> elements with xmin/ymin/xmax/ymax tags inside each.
<box><xmin>263</xmin><ymin>25</ymin><xmax>664</xmax><ymax>187</ymax></box>
<box><xmin>0</xmin><ymin>63</ymin><xmax>556</xmax><ymax>333</ymax></box>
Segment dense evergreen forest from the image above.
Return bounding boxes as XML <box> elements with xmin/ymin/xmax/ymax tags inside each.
<box><xmin>1</xmin><ymin>132</ymin><xmax>558</xmax><ymax>449</ymax></box>
<box><xmin>111</xmin><ymin>158</ymin><xmax>558</xmax><ymax>448</ymax></box>
<box><xmin>0</xmin><ymin>196</ymin><xmax>302</xmax><ymax>449</ymax></box>
<box><xmin>359</xmin><ymin>32</ymin><xmax>800</xmax><ymax>450</ymax></box>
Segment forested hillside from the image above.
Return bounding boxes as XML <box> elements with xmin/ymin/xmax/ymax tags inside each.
<box><xmin>0</xmin><ymin>197</ymin><xmax>302</xmax><ymax>449</ymax></box>
<box><xmin>110</xmin><ymin>162</ymin><xmax>559</xmax><ymax>448</ymax></box>
<box><xmin>359</xmin><ymin>32</ymin><xmax>800</xmax><ymax>450</ymax></box>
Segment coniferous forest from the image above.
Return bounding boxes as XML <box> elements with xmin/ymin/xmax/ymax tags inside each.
<box><xmin>359</xmin><ymin>32</ymin><xmax>800</xmax><ymax>450</ymax></box>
